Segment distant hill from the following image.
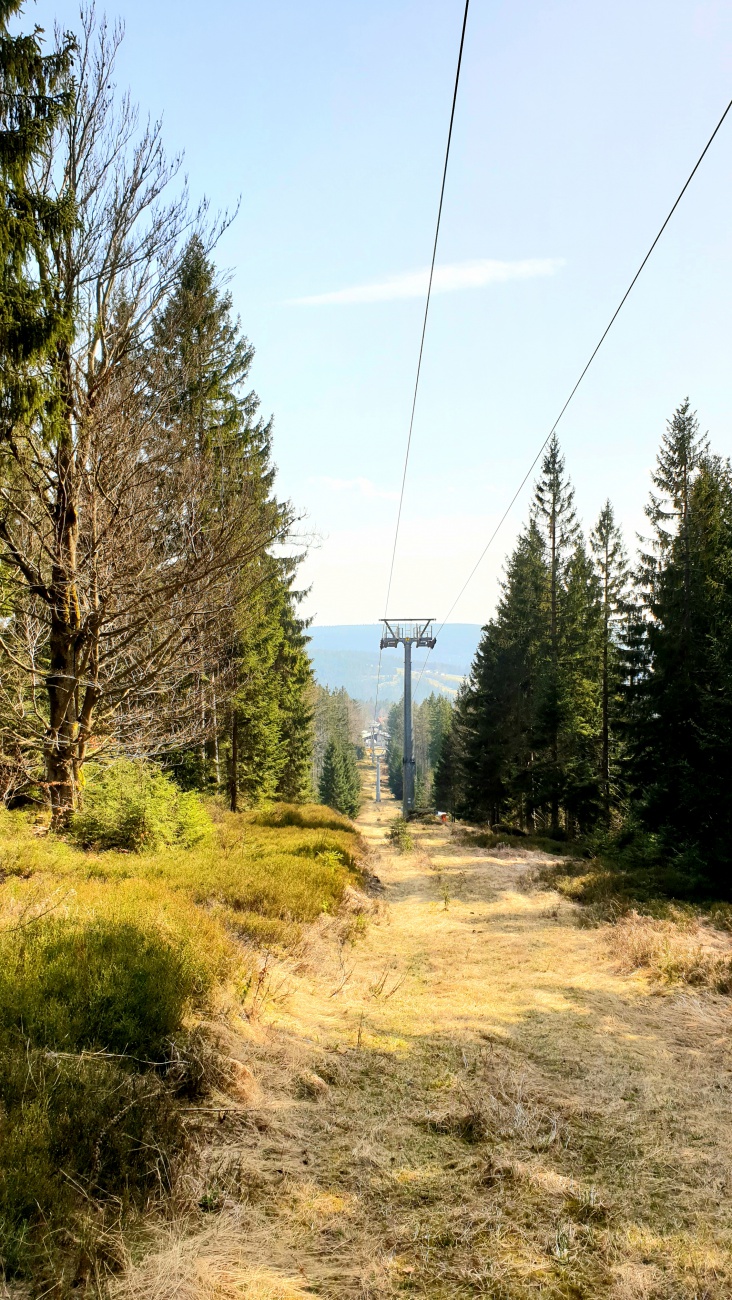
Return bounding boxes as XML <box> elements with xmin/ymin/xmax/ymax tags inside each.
<box><xmin>307</xmin><ymin>624</ymin><xmax>482</xmax><ymax>703</ymax></box>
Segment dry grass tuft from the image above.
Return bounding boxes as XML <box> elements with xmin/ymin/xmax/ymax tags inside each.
<box><xmin>111</xmin><ymin>1221</ymin><xmax>312</xmax><ymax>1299</ymax></box>
<box><xmin>609</xmin><ymin>909</ymin><xmax>732</xmax><ymax>991</ymax></box>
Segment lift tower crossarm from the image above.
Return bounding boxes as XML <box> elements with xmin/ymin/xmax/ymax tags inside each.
<box><xmin>379</xmin><ymin>619</ymin><xmax>437</xmax><ymax>818</ymax></box>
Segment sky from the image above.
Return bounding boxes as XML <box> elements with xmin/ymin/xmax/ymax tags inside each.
<box><xmin>36</xmin><ymin>0</ymin><xmax>732</xmax><ymax>626</ymax></box>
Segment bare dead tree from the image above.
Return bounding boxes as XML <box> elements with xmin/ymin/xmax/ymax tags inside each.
<box><xmin>0</xmin><ymin>9</ymin><xmax>275</xmax><ymax>821</ymax></box>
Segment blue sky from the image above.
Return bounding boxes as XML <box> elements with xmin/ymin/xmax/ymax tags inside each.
<box><xmin>38</xmin><ymin>0</ymin><xmax>732</xmax><ymax>624</ymax></box>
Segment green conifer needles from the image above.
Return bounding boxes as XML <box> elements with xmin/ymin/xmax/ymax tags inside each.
<box><xmin>318</xmin><ymin>737</ymin><xmax>361</xmax><ymax>819</ymax></box>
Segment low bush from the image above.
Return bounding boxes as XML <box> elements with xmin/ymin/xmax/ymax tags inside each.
<box><xmin>0</xmin><ymin>917</ymin><xmax>207</xmax><ymax>1059</ymax></box>
<box><xmin>70</xmin><ymin>759</ymin><xmax>211</xmax><ymax>852</ymax></box>
<box><xmin>250</xmin><ymin>801</ymin><xmax>354</xmax><ymax>833</ymax></box>
<box><xmin>388</xmin><ymin>816</ymin><xmax>413</xmax><ymax>853</ymax></box>
<box><xmin>0</xmin><ymin>1047</ymin><xmax>183</xmax><ymax>1281</ymax></box>
<box><xmin>0</xmin><ymin>913</ymin><xmax>205</xmax><ymax>1282</ymax></box>
<box><xmin>197</xmin><ymin>845</ymin><xmax>353</xmax><ymax>927</ymax></box>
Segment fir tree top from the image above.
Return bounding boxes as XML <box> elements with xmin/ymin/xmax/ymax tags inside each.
<box><xmin>645</xmin><ymin>398</ymin><xmax>709</xmax><ymax>552</ymax></box>
<box><xmin>533</xmin><ymin>433</ymin><xmax>580</xmax><ymax>557</ymax></box>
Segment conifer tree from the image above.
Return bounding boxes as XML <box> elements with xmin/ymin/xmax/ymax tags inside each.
<box><xmin>319</xmin><ymin>739</ymin><xmax>347</xmax><ymax>813</ymax></box>
<box><xmin>590</xmin><ymin>501</ymin><xmax>630</xmax><ymax>819</ymax></box>
<box><xmin>427</xmin><ymin>694</ymin><xmax>453</xmax><ymax>770</ymax></box>
<box><xmin>532</xmin><ymin>434</ymin><xmax>581</xmax><ymax>833</ymax></box>
<box><xmin>318</xmin><ymin>737</ymin><xmax>360</xmax><ymax>817</ymax></box>
<box><xmin>457</xmin><ymin>521</ymin><xmax>549</xmax><ymax>825</ymax></box>
<box><xmin>153</xmin><ymin>236</ymin><xmax>312</xmax><ymax>806</ymax></box>
<box><xmin>0</xmin><ymin>3</ymin><xmax>75</xmax><ymax>439</ymax></box>
<box><xmin>630</xmin><ymin>402</ymin><xmax>732</xmax><ymax>891</ymax></box>
<box><xmin>454</xmin><ymin>448</ymin><xmax>605</xmax><ymax>835</ymax></box>
<box><xmin>433</xmin><ymin>689</ymin><xmax>466</xmax><ymax>815</ymax></box>
<box><xmin>386</xmin><ymin>701</ymin><xmax>404</xmax><ymax>801</ymax></box>
<box><xmin>557</xmin><ymin>540</ymin><xmax>602</xmax><ymax>830</ymax></box>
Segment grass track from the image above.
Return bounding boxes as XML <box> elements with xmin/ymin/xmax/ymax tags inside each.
<box><xmin>114</xmin><ymin>771</ymin><xmax>732</xmax><ymax>1298</ymax></box>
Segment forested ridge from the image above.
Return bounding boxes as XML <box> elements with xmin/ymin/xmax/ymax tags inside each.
<box><xmin>432</xmin><ymin>405</ymin><xmax>732</xmax><ymax>897</ymax></box>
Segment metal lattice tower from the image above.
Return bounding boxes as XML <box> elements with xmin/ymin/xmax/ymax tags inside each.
<box><xmin>380</xmin><ymin>619</ymin><xmax>437</xmax><ymax>818</ymax></box>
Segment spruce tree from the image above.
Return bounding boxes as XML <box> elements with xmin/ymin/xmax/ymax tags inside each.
<box><xmin>153</xmin><ymin>237</ymin><xmax>312</xmax><ymax>805</ymax></box>
<box><xmin>386</xmin><ymin>702</ymin><xmax>404</xmax><ymax>800</ymax></box>
<box><xmin>433</xmin><ymin>690</ymin><xmax>465</xmax><ymax>815</ymax></box>
<box><xmin>457</xmin><ymin>521</ymin><xmax>548</xmax><ymax>826</ymax></box>
<box><xmin>318</xmin><ymin>737</ymin><xmax>359</xmax><ymax>817</ymax></box>
<box><xmin>557</xmin><ymin>540</ymin><xmax>602</xmax><ymax>830</ymax></box>
<box><xmin>631</xmin><ymin>402</ymin><xmax>732</xmax><ymax>892</ymax></box>
<box><xmin>0</xmin><ymin>3</ymin><xmax>75</xmax><ymax>440</ymax></box>
<box><xmin>455</xmin><ymin>456</ymin><xmax>606</xmax><ymax>835</ymax></box>
<box><xmin>532</xmin><ymin>434</ymin><xmax>581</xmax><ymax>833</ymax></box>
<box><xmin>340</xmin><ymin>740</ymin><xmax>362</xmax><ymax>817</ymax></box>
<box><xmin>590</xmin><ymin>501</ymin><xmax>630</xmax><ymax>819</ymax></box>
<box><xmin>319</xmin><ymin>739</ymin><xmax>347</xmax><ymax>812</ymax></box>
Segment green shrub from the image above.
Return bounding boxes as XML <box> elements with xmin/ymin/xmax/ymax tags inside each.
<box><xmin>212</xmin><ymin>848</ymin><xmax>350</xmax><ymax>924</ymax></box>
<box><xmin>0</xmin><ymin>916</ymin><xmax>202</xmax><ymax>1280</ymax></box>
<box><xmin>251</xmin><ymin>801</ymin><xmax>353</xmax><ymax>833</ymax></box>
<box><xmin>70</xmin><ymin>759</ymin><xmax>212</xmax><ymax>852</ymax></box>
<box><xmin>388</xmin><ymin>816</ymin><xmax>414</xmax><ymax>853</ymax></box>
<box><xmin>0</xmin><ymin>917</ymin><xmax>206</xmax><ymax>1059</ymax></box>
<box><xmin>0</xmin><ymin>1047</ymin><xmax>183</xmax><ymax>1279</ymax></box>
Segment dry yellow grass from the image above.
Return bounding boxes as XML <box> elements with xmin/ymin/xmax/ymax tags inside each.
<box><xmin>113</xmin><ymin>1222</ymin><xmax>312</xmax><ymax>1299</ymax></box>
<box><xmin>112</xmin><ymin>771</ymin><xmax>732</xmax><ymax>1298</ymax></box>
<box><xmin>608</xmin><ymin>908</ymin><xmax>732</xmax><ymax>992</ymax></box>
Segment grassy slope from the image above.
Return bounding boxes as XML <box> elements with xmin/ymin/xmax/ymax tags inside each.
<box><xmin>0</xmin><ymin>802</ymin><xmax>363</xmax><ymax>1293</ymax></box>
<box><xmin>112</xmin><ymin>776</ymin><xmax>732</xmax><ymax>1300</ymax></box>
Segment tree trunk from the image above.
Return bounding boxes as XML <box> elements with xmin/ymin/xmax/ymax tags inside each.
<box><xmin>550</xmin><ymin>510</ymin><xmax>560</xmax><ymax>838</ymax></box>
<box><xmin>212</xmin><ymin>681</ymin><xmax>221</xmax><ymax>786</ymax></box>
<box><xmin>229</xmin><ymin>711</ymin><xmax>239</xmax><ymax>812</ymax></box>
<box><xmin>46</xmin><ymin>402</ymin><xmax>81</xmax><ymax>826</ymax></box>
<box><xmin>602</xmin><ymin>611</ymin><xmax>610</xmax><ymax>820</ymax></box>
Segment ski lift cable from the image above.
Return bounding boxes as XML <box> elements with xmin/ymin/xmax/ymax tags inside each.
<box><xmin>412</xmin><ymin>89</ymin><xmax>732</xmax><ymax>704</ymax></box>
<box><xmin>373</xmin><ymin>0</ymin><xmax>471</xmax><ymax>730</ymax></box>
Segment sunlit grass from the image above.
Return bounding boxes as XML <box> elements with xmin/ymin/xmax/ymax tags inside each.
<box><xmin>0</xmin><ymin>801</ymin><xmax>362</xmax><ymax>1287</ymax></box>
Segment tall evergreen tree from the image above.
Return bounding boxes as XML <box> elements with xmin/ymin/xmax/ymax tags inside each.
<box><xmin>385</xmin><ymin>701</ymin><xmax>404</xmax><ymax>801</ymax></box>
<box><xmin>153</xmin><ymin>237</ymin><xmax>312</xmax><ymax>806</ymax></box>
<box><xmin>630</xmin><ymin>402</ymin><xmax>732</xmax><ymax>891</ymax></box>
<box><xmin>557</xmin><ymin>539</ymin><xmax>602</xmax><ymax>830</ymax></box>
<box><xmin>453</xmin><ymin>445</ymin><xmax>604</xmax><ymax>835</ymax></box>
<box><xmin>590</xmin><ymin>501</ymin><xmax>630</xmax><ymax>819</ymax></box>
<box><xmin>319</xmin><ymin>736</ymin><xmax>360</xmax><ymax>818</ymax></box>
<box><xmin>532</xmin><ymin>434</ymin><xmax>581</xmax><ymax>832</ymax></box>
<box><xmin>457</xmin><ymin>521</ymin><xmax>549</xmax><ymax>825</ymax></box>
<box><xmin>0</xmin><ymin>2</ymin><xmax>75</xmax><ymax>440</ymax></box>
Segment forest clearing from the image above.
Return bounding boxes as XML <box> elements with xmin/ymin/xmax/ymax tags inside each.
<box><xmin>102</xmin><ymin>770</ymin><xmax>732</xmax><ymax>1300</ymax></box>
<box><xmin>3</xmin><ymin>3</ymin><xmax>732</xmax><ymax>1295</ymax></box>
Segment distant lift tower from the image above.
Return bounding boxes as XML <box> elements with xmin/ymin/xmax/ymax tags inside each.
<box><xmin>380</xmin><ymin>619</ymin><xmax>437</xmax><ymax>818</ymax></box>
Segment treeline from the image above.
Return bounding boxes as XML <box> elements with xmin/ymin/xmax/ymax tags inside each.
<box><xmin>387</xmin><ymin>692</ymin><xmax>452</xmax><ymax>807</ymax></box>
<box><xmin>436</xmin><ymin>404</ymin><xmax>732</xmax><ymax>897</ymax></box>
<box><xmin>0</xmin><ymin>6</ymin><xmax>311</xmax><ymax>819</ymax></box>
<box><xmin>312</xmin><ymin>685</ymin><xmax>364</xmax><ymax>817</ymax></box>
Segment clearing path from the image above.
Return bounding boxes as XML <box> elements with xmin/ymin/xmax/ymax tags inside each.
<box><xmin>118</xmin><ymin>778</ymin><xmax>732</xmax><ymax>1300</ymax></box>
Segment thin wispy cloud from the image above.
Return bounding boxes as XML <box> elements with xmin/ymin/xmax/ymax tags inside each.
<box><xmin>310</xmin><ymin>476</ymin><xmax>399</xmax><ymax>502</ymax></box>
<box><xmin>292</xmin><ymin>257</ymin><xmax>564</xmax><ymax>306</ymax></box>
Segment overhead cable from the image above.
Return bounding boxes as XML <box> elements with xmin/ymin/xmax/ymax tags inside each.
<box><xmin>373</xmin><ymin>0</ymin><xmax>471</xmax><ymax>728</ymax></box>
<box><xmin>413</xmin><ymin>89</ymin><xmax>732</xmax><ymax>700</ymax></box>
